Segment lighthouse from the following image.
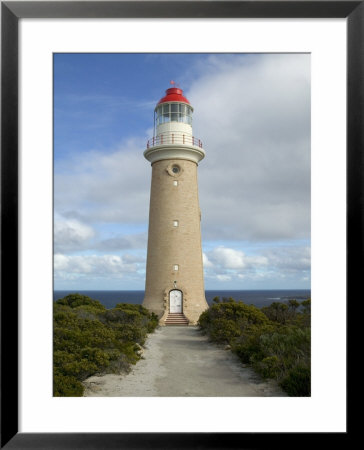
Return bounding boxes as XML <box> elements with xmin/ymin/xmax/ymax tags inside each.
<box><xmin>142</xmin><ymin>85</ymin><xmax>209</xmax><ymax>326</ymax></box>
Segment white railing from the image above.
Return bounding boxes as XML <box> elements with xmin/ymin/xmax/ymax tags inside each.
<box><xmin>147</xmin><ymin>133</ymin><xmax>203</xmax><ymax>149</ymax></box>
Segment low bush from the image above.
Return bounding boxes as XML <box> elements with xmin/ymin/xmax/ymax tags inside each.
<box><xmin>280</xmin><ymin>364</ymin><xmax>311</xmax><ymax>396</ymax></box>
<box><xmin>53</xmin><ymin>295</ymin><xmax>159</xmax><ymax>397</ymax></box>
<box><xmin>53</xmin><ymin>372</ymin><xmax>84</xmax><ymax>397</ymax></box>
<box><xmin>209</xmin><ymin>318</ymin><xmax>241</xmax><ymax>343</ymax></box>
<box><xmin>198</xmin><ymin>297</ymin><xmax>311</xmax><ymax>396</ymax></box>
<box><xmin>254</xmin><ymin>355</ymin><xmax>281</xmax><ymax>379</ymax></box>
<box><xmin>198</xmin><ymin>299</ymin><xmax>269</xmax><ymax>343</ymax></box>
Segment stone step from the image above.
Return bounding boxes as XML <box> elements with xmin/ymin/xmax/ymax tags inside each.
<box><xmin>165</xmin><ymin>320</ymin><xmax>189</xmax><ymax>323</ymax></box>
<box><xmin>165</xmin><ymin>318</ymin><xmax>189</xmax><ymax>322</ymax></box>
<box><xmin>165</xmin><ymin>313</ymin><xmax>189</xmax><ymax>326</ymax></box>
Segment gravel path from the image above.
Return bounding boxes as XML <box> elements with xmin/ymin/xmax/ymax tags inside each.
<box><xmin>83</xmin><ymin>326</ymin><xmax>286</xmax><ymax>397</ymax></box>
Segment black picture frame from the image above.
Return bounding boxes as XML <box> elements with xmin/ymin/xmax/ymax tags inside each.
<box><xmin>1</xmin><ymin>1</ymin><xmax>358</xmax><ymax>448</ymax></box>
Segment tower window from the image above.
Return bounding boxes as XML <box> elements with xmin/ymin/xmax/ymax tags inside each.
<box><xmin>166</xmin><ymin>163</ymin><xmax>183</xmax><ymax>178</ymax></box>
<box><xmin>155</xmin><ymin>103</ymin><xmax>193</xmax><ymax>125</ymax></box>
<box><xmin>173</xmin><ymin>180</ymin><xmax>178</xmax><ymax>186</ymax></box>
<box><xmin>173</xmin><ymin>265</ymin><xmax>179</xmax><ymax>271</ymax></box>
<box><xmin>173</xmin><ymin>220</ymin><xmax>179</xmax><ymax>227</ymax></box>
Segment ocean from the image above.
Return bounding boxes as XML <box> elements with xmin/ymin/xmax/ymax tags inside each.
<box><xmin>53</xmin><ymin>289</ymin><xmax>310</xmax><ymax>310</ymax></box>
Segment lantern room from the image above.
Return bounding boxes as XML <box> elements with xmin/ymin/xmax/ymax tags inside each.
<box><xmin>155</xmin><ymin>102</ymin><xmax>193</xmax><ymax>126</ymax></box>
<box><xmin>145</xmin><ymin>85</ymin><xmax>204</xmax><ymax>164</ymax></box>
<box><xmin>154</xmin><ymin>87</ymin><xmax>194</xmax><ymax>137</ymax></box>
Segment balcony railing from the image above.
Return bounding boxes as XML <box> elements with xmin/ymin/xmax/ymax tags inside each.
<box><xmin>146</xmin><ymin>133</ymin><xmax>203</xmax><ymax>149</ymax></box>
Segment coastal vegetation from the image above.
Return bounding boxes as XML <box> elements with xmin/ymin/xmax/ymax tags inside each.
<box><xmin>54</xmin><ymin>293</ymin><xmax>310</xmax><ymax>397</ymax></box>
<box><xmin>53</xmin><ymin>294</ymin><xmax>159</xmax><ymax>396</ymax></box>
<box><xmin>198</xmin><ymin>297</ymin><xmax>311</xmax><ymax>396</ymax></box>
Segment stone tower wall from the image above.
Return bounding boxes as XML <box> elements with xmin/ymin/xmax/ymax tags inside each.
<box><xmin>143</xmin><ymin>158</ymin><xmax>209</xmax><ymax>325</ymax></box>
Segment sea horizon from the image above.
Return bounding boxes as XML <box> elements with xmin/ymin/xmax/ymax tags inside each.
<box><xmin>53</xmin><ymin>288</ymin><xmax>311</xmax><ymax>310</ymax></box>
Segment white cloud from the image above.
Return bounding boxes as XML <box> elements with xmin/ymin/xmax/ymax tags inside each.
<box><xmin>216</xmin><ymin>274</ymin><xmax>232</xmax><ymax>282</ymax></box>
<box><xmin>202</xmin><ymin>252</ymin><xmax>214</xmax><ymax>268</ymax></box>
<box><xmin>209</xmin><ymin>247</ymin><xmax>246</xmax><ymax>269</ymax></box>
<box><xmin>54</xmin><ymin>213</ymin><xmax>148</xmax><ymax>253</ymax></box>
<box><xmin>54</xmin><ymin>137</ymin><xmax>150</xmax><ymax>225</ymax></box>
<box><xmin>207</xmin><ymin>246</ymin><xmax>268</xmax><ymax>270</ymax></box>
<box><xmin>54</xmin><ymin>254</ymin><xmax>138</xmax><ymax>279</ymax></box>
<box><xmin>188</xmin><ymin>53</ymin><xmax>310</xmax><ymax>241</ymax></box>
<box><xmin>96</xmin><ymin>232</ymin><xmax>148</xmax><ymax>251</ymax></box>
<box><xmin>53</xmin><ymin>253</ymin><xmax>70</xmax><ymax>271</ymax></box>
<box><xmin>203</xmin><ymin>244</ymin><xmax>309</xmax><ymax>286</ymax></box>
<box><xmin>54</xmin><ymin>217</ymin><xmax>95</xmax><ymax>252</ymax></box>
<box><xmin>263</xmin><ymin>246</ymin><xmax>311</xmax><ymax>272</ymax></box>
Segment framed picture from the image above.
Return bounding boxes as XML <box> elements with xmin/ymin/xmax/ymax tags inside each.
<box><xmin>1</xmin><ymin>1</ymin><xmax>358</xmax><ymax>448</ymax></box>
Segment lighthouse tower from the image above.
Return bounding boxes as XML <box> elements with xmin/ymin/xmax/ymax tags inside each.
<box><xmin>143</xmin><ymin>85</ymin><xmax>209</xmax><ymax>326</ymax></box>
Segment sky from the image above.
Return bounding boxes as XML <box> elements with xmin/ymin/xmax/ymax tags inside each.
<box><xmin>53</xmin><ymin>53</ymin><xmax>311</xmax><ymax>291</ymax></box>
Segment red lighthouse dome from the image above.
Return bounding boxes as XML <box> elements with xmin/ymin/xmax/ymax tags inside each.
<box><xmin>157</xmin><ymin>87</ymin><xmax>190</xmax><ymax>106</ymax></box>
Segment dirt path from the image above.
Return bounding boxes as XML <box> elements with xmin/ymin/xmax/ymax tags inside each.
<box><xmin>83</xmin><ymin>326</ymin><xmax>286</xmax><ymax>397</ymax></box>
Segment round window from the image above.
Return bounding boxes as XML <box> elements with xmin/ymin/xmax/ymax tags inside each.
<box><xmin>167</xmin><ymin>163</ymin><xmax>183</xmax><ymax>177</ymax></box>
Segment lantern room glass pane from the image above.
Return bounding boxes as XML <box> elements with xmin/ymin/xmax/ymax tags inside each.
<box><xmin>156</xmin><ymin>103</ymin><xmax>193</xmax><ymax>125</ymax></box>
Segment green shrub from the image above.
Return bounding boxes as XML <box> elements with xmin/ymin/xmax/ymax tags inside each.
<box><xmin>259</xmin><ymin>327</ymin><xmax>310</xmax><ymax>359</ymax></box>
<box><xmin>261</xmin><ymin>299</ymin><xmax>311</xmax><ymax>327</ymax></box>
<box><xmin>233</xmin><ymin>324</ymin><xmax>277</xmax><ymax>364</ymax></box>
<box><xmin>53</xmin><ymin>371</ymin><xmax>84</xmax><ymax>397</ymax></box>
<box><xmin>261</xmin><ymin>302</ymin><xmax>290</xmax><ymax>324</ymax></box>
<box><xmin>56</xmin><ymin>293</ymin><xmax>105</xmax><ymax>311</ymax></box>
<box><xmin>251</xmin><ymin>327</ymin><xmax>310</xmax><ymax>383</ymax></box>
<box><xmin>53</xmin><ymin>295</ymin><xmax>159</xmax><ymax>397</ymax></box>
<box><xmin>280</xmin><ymin>365</ymin><xmax>311</xmax><ymax>396</ymax></box>
<box><xmin>254</xmin><ymin>355</ymin><xmax>281</xmax><ymax>379</ymax></box>
<box><xmin>198</xmin><ymin>300</ymin><xmax>268</xmax><ymax>342</ymax></box>
<box><xmin>198</xmin><ymin>309</ymin><xmax>211</xmax><ymax>330</ymax></box>
<box><xmin>198</xmin><ymin>297</ymin><xmax>311</xmax><ymax>396</ymax></box>
<box><xmin>147</xmin><ymin>312</ymin><xmax>159</xmax><ymax>332</ymax></box>
<box><xmin>209</xmin><ymin>318</ymin><xmax>241</xmax><ymax>343</ymax></box>
<box><xmin>301</xmin><ymin>298</ymin><xmax>311</xmax><ymax>314</ymax></box>
<box><xmin>81</xmin><ymin>347</ymin><xmax>111</xmax><ymax>367</ymax></box>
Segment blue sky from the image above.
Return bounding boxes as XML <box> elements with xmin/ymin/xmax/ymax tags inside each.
<box><xmin>54</xmin><ymin>53</ymin><xmax>310</xmax><ymax>290</ymax></box>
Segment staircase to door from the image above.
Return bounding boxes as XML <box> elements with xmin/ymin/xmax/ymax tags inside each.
<box><xmin>165</xmin><ymin>313</ymin><xmax>189</xmax><ymax>326</ymax></box>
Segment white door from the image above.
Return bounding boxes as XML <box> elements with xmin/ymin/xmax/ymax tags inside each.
<box><xmin>169</xmin><ymin>290</ymin><xmax>182</xmax><ymax>313</ymax></box>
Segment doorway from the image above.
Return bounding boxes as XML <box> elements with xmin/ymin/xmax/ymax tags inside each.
<box><xmin>169</xmin><ymin>289</ymin><xmax>183</xmax><ymax>313</ymax></box>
